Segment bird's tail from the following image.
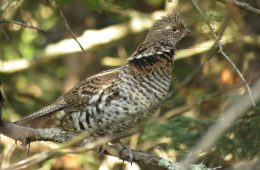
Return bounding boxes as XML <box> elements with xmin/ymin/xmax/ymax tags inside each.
<box><xmin>15</xmin><ymin>100</ymin><xmax>66</xmax><ymax>129</ymax></box>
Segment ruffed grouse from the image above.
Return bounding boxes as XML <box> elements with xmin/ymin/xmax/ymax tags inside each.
<box><xmin>15</xmin><ymin>11</ymin><xmax>188</xmax><ymax>138</ymax></box>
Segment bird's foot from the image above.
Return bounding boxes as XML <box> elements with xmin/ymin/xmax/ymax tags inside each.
<box><xmin>119</xmin><ymin>144</ymin><xmax>134</xmax><ymax>165</ymax></box>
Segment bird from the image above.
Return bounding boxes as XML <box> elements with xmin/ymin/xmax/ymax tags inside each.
<box><xmin>15</xmin><ymin>11</ymin><xmax>188</xmax><ymax>139</ymax></box>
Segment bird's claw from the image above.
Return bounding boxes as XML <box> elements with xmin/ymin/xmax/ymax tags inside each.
<box><xmin>120</xmin><ymin>144</ymin><xmax>134</xmax><ymax>165</ymax></box>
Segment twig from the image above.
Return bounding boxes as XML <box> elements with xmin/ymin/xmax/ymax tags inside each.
<box><xmin>177</xmin><ymin>11</ymin><xmax>229</xmax><ymax>90</ymax></box>
<box><xmin>1</xmin><ymin>29</ymin><xmax>9</xmax><ymax>40</ymax></box>
<box><xmin>54</xmin><ymin>1</ymin><xmax>87</xmax><ymax>53</ymax></box>
<box><xmin>0</xmin><ymin>19</ymin><xmax>45</xmax><ymax>32</ymax></box>
<box><xmin>191</xmin><ymin>0</ymin><xmax>255</xmax><ymax>106</ymax></box>
<box><xmin>0</xmin><ymin>81</ymin><xmax>4</xmax><ymax>120</ymax></box>
<box><xmin>181</xmin><ymin>78</ymin><xmax>260</xmax><ymax>169</ymax></box>
<box><xmin>233</xmin><ymin>0</ymin><xmax>260</xmax><ymax>16</ymax></box>
<box><xmin>159</xmin><ymin>105</ymin><xmax>189</xmax><ymax>122</ymax></box>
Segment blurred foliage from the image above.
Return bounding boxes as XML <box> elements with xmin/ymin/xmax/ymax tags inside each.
<box><xmin>0</xmin><ymin>0</ymin><xmax>260</xmax><ymax>170</ymax></box>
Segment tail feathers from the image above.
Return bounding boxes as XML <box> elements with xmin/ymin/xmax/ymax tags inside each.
<box><xmin>15</xmin><ymin>102</ymin><xmax>65</xmax><ymax>129</ymax></box>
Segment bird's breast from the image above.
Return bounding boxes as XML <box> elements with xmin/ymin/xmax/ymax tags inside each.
<box><xmin>62</xmin><ymin>58</ymin><xmax>173</xmax><ymax>136</ymax></box>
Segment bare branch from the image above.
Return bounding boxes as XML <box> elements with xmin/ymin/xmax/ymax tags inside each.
<box><xmin>0</xmin><ymin>117</ymin><xmax>217</xmax><ymax>170</ymax></box>
<box><xmin>0</xmin><ymin>122</ymin><xmax>174</xmax><ymax>170</ymax></box>
<box><xmin>53</xmin><ymin>0</ymin><xmax>87</xmax><ymax>53</ymax></box>
<box><xmin>177</xmin><ymin>13</ymin><xmax>230</xmax><ymax>90</ymax></box>
<box><xmin>0</xmin><ymin>19</ymin><xmax>46</xmax><ymax>32</ymax></box>
<box><xmin>233</xmin><ymin>0</ymin><xmax>260</xmax><ymax>16</ymax></box>
<box><xmin>191</xmin><ymin>0</ymin><xmax>256</xmax><ymax>106</ymax></box>
<box><xmin>0</xmin><ymin>81</ymin><xmax>4</xmax><ymax>120</ymax></box>
<box><xmin>158</xmin><ymin>105</ymin><xmax>189</xmax><ymax>122</ymax></box>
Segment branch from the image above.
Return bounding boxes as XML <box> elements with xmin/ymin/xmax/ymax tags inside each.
<box><xmin>0</xmin><ymin>81</ymin><xmax>4</xmax><ymax>119</ymax></box>
<box><xmin>233</xmin><ymin>0</ymin><xmax>260</xmax><ymax>16</ymax></box>
<box><xmin>0</xmin><ymin>118</ymin><xmax>218</xmax><ymax>170</ymax></box>
<box><xmin>0</xmin><ymin>19</ymin><xmax>46</xmax><ymax>32</ymax></box>
<box><xmin>181</xmin><ymin>78</ymin><xmax>260</xmax><ymax>169</ymax></box>
<box><xmin>53</xmin><ymin>0</ymin><xmax>87</xmax><ymax>53</ymax></box>
<box><xmin>191</xmin><ymin>0</ymin><xmax>256</xmax><ymax>106</ymax></box>
<box><xmin>0</xmin><ymin>122</ymin><xmax>178</xmax><ymax>170</ymax></box>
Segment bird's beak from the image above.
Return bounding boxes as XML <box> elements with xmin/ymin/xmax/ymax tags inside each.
<box><xmin>185</xmin><ymin>28</ymin><xmax>190</xmax><ymax>34</ymax></box>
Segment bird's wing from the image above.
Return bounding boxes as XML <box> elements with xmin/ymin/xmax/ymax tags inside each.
<box><xmin>15</xmin><ymin>68</ymin><xmax>120</xmax><ymax>128</ymax></box>
<box><xmin>63</xmin><ymin>68</ymin><xmax>120</xmax><ymax>112</ymax></box>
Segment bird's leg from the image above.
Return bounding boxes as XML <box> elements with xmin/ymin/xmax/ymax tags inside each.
<box><xmin>98</xmin><ymin>143</ymin><xmax>108</xmax><ymax>159</ymax></box>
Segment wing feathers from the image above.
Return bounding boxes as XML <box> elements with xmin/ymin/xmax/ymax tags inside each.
<box><xmin>15</xmin><ymin>99</ymin><xmax>66</xmax><ymax>128</ymax></box>
<box><xmin>14</xmin><ymin>68</ymin><xmax>120</xmax><ymax>129</ymax></box>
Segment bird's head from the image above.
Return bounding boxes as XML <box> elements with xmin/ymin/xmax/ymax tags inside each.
<box><xmin>145</xmin><ymin>11</ymin><xmax>189</xmax><ymax>48</ymax></box>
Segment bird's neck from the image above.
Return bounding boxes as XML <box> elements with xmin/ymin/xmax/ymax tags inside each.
<box><xmin>122</xmin><ymin>42</ymin><xmax>174</xmax><ymax>105</ymax></box>
<box><xmin>125</xmin><ymin>42</ymin><xmax>175</xmax><ymax>75</ymax></box>
<box><xmin>127</xmin><ymin>41</ymin><xmax>175</xmax><ymax>60</ymax></box>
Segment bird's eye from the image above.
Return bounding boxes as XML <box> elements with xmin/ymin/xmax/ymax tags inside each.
<box><xmin>172</xmin><ymin>27</ymin><xmax>179</xmax><ymax>33</ymax></box>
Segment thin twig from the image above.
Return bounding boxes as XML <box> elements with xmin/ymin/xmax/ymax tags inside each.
<box><xmin>0</xmin><ymin>19</ymin><xmax>45</xmax><ymax>32</ymax></box>
<box><xmin>233</xmin><ymin>0</ymin><xmax>260</xmax><ymax>16</ymax></box>
<box><xmin>177</xmin><ymin>9</ymin><xmax>229</xmax><ymax>90</ymax></box>
<box><xmin>54</xmin><ymin>1</ymin><xmax>87</xmax><ymax>53</ymax></box>
<box><xmin>159</xmin><ymin>105</ymin><xmax>189</xmax><ymax>122</ymax></box>
<box><xmin>0</xmin><ymin>81</ymin><xmax>4</xmax><ymax>120</ymax></box>
<box><xmin>1</xmin><ymin>29</ymin><xmax>9</xmax><ymax>40</ymax></box>
<box><xmin>191</xmin><ymin>0</ymin><xmax>255</xmax><ymax>106</ymax></box>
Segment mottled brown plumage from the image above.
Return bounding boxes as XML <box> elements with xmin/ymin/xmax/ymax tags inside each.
<box><xmin>15</xmin><ymin>11</ymin><xmax>188</xmax><ymax>137</ymax></box>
